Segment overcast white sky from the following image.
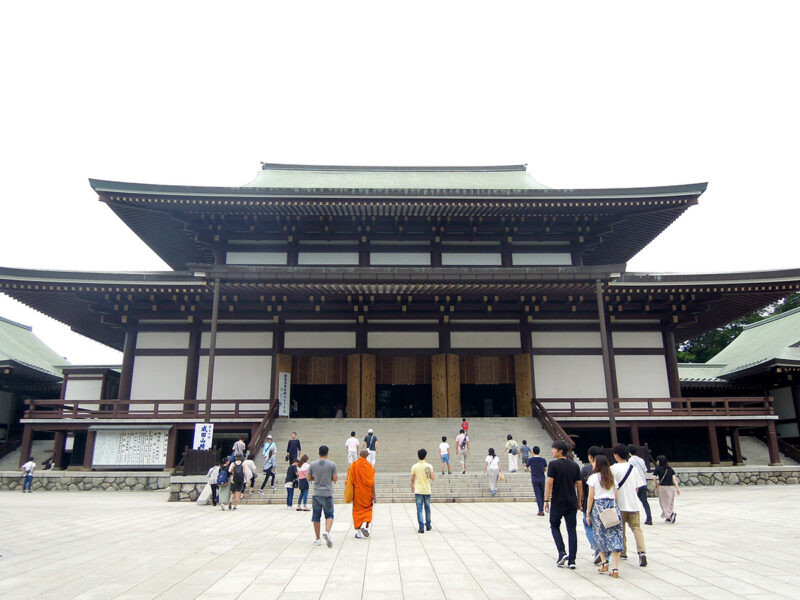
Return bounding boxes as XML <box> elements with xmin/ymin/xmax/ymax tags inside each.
<box><xmin>1</xmin><ymin>1</ymin><xmax>798</xmax><ymax>366</ymax></box>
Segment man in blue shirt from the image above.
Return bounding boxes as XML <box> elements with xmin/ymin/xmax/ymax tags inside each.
<box><xmin>526</xmin><ymin>445</ymin><xmax>547</xmax><ymax>516</ymax></box>
<box><xmin>286</xmin><ymin>432</ymin><xmax>301</xmax><ymax>463</ymax></box>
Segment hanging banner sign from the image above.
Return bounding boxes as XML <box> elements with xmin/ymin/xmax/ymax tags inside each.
<box><xmin>278</xmin><ymin>371</ymin><xmax>291</xmax><ymax>417</ymax></box>
<box><xmin>193</xmin><ymin>423</ymin><xmax>214</xmax><ymax>450</ymax></box>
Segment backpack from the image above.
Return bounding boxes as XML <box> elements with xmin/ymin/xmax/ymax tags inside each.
<box><xmin>510</xmin><ymin>441</ymin><xmax>518</xmax><ymax>455</ymax></box>
<box><xmin>232</xmin><ymin>462</ymin><xmax>245</xmax><ymax>484</ymax></box>
<box><xmin>216</xmin><ymin>468</ymin><xmax>229</xmax><ymax>485</ymax></box>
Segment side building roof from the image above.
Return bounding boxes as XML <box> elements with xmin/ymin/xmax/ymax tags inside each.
<box><xmin>0</xmin><ymin>315</ymin><xmax>68</xmax><ymax>381</ymax></box>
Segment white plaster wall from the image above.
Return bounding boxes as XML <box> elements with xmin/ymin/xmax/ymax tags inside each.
<box><xmin>130</xmin><ymin>356</ymin><xmax>187</xmax><ymax>413</ymax></box>
<box><xmin>201</xmin><ymin>331</ymin><xmax>273</xmax><ymax>349</ymax></box>
<box><xmin>368</xmin><ymin>331</ymin><xmax>439</xmax><ymax>349</ymax></box>
<box><xmin>284</xmin><ymin>331</ymin><xmax>356</xmax><ymax>349</ymax></box>
<box><xmin>298</xmin><ymin>252</ymin><xmax>359</xmax><ymax>265</ymax></box>
<box><xmin>512</xmin><ymin>252</ymin><xmax>572</xmax><ymax>266</ymax></box>
<box><xmin>533</xmin><ymin>355</ymin><xmax>606</xmax><ymax>400</ymax></box>
<box><xmin>774</xmin><ymin>387</ymin><xmax>799</xmax><ymax>438</ymax></box>
<box><xmin>226</xmin><ymin>251</ymin><xmax>288</xmax><ymax>265</ymax></box>
<box><xmin>370</xmin><ymin>252</ymin><xmax>431</xmax><ymax>266</ymax></box>
<box><xmin>441</xmin><ymin>253</ymin><xmax>502</xmax><ymax>266</ymax></box>
<box><xmin>614</xmin><ymin>355</ymin><xmax>670</xmax><ymax>399</ymax></box>
<box><xmin>64</xmin><ymin>379</ymin><xmax>103</xmax><ymax>411</ymax></box>
<box><xmin>450</xmin><ymin>331</ymin><xmax>521</xmax><ymax>349</ymax></box>
<box><xmin>197</xmin><ymin>356</ymin><xmax>271</xmax><ymax>413</ymax></box>
<box><xmin>532</xmin><ymin>331</ymin><xmax>601</xmax><ymax>348</ymax></box>
<box><xmin>136</xmin><ymin>331</ymin><xmax>190</xmax><ymax>350</ymax></box>
<box><xmin>612</xmin><ymin>331</ymin><xmax>664</xmax><ymax>349</ymax></box>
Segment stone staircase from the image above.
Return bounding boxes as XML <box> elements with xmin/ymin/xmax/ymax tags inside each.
<box><xmin>239</xmin><ymin>417</ymin><xmax>555</xmax><ymax>504</ymax></box>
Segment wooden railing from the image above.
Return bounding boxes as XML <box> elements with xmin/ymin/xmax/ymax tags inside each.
<box><xmin>531</xmin><ymin>397</ymin><xmax>576</xmax><ymax>451</ymax></box>
<box><xmin>248</xmin><ymin>400</ymin><xmax>280</xmax><ymax>456</ymax></box>
<box><xmin>23</xmin><ymin>398</ymin><xmax>272</xmax><ymax>420</ymax></box>
<box><xmin>537</xmin><ymin>397</ymin><xmax>774</xmax><ymax>419</ymax></box>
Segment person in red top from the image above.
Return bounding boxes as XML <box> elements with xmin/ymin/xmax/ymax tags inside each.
<box><xmin>461</xmin><ymin>418</ymin><xmax>470</xmax><ymax>435</ymax></box>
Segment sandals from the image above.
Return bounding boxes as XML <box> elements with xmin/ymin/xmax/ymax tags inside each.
<box><xmin>610</xmin><ymin>569</ymin><xmax>619</xmax><ymax>578</ymax></box>
<box><xmin>597</xmin><ymin>561</ymin><xmax>609</xmax><ymax>573</ymax></box>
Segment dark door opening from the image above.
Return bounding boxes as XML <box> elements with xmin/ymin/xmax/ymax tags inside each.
<box><xmin>376</xmin><ymin>384</ymin><xmax>432</xmax><ymax>418</ymax></box>
<box><xmin>291</xmin><ymin>384</ymin><xmax>347</xmax><ymax>418</ymax></box>
<box><xmin>460</xmin><ymin>384</ymin><xmax>516</xmax><ymax>417</ymax></box>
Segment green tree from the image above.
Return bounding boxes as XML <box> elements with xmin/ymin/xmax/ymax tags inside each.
<box><xmin>677</xmin><ymin>293</ymin><xmax>800</xmax><ymax>363</ymax></box>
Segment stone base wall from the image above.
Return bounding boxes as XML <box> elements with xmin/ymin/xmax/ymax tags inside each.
<box><xmin>0</xmin><ymin>470</ymin><xmax>170</xmax><ymax>492</ymax></box>
<box><xmin>674</xmin><ymin>466</ymin><xmax>800</xmax><ymax>487</ymax></box>
<box><xmin>169</xmin><ymin>476</ymin><xmax>207</xmax><ymax>502</ymax></box>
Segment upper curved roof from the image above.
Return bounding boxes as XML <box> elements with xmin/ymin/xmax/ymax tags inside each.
<box><xmin>244</xmin><ymin>163</ymin><xmax>549</xmax><ymax>190</ymax></box>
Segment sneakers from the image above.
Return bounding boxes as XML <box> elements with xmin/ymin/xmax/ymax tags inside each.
<box><xmin>537</xmin><ymin>511</ymin><xmax>545</xmax><ymax>516</ymax></box>
<box><xmin>360</xmin><ymin>523</ymin><xmax>370</xmax><ymax>538</ymax></box>
<box><xmin>418</xmin><ymin>527</ymin><xmax>424</xmax><ymax>534</ymax></box>
<box><xmin>644</xmin><ymin>520</ymin><xmax>653</xmax><ymax>526</ymax></box>
<box><xmin>639</xmin><ymin>553</ymin><xmax>647</xmax><ymax>567</ymax></box>
<box><xmin>568</xmin><ymin>561</ymin><xmax>576</xmax><ymax>570</ymax></box>
<box><xmin>258</xmin><ymin>490</ymin><xmax>264</xmax><ymax>495</ymax></box>
<box><xmin>556</xmin><ymin>553</ymin><xmax>569</xmax><ymax>567</ymax></box>
<box><xmin>670</xmin><ymin>513</ymin><xmax>677</xmax><ymax>524</ymax></box>
<box><xmin>426</xmin><ymin>524</ymin><xmax>432</xmax><ymax>531</ymax></box>
<box><xmin>313</xmin><ymin>539</ymin><xmax>322</xmax><ymax>546</ymax></box>
<box><xmin>462</xmin><ymin>470</ymin><xmax>466</xmax><ymax>474</ymax></box>
<box><xmin>287</xmin><ymin>505</ymin><xmax>294</xmax><ymax>510</ymax></box>
<box><xmin>355</xmin><ymin>531</ymin><xmax>363</xmax><ymax>539</ymax></box>
<box><xmin>491</xmin><ymin>490</ymin><xmax>496</xmax><ymax>497</ymax></box>
<box><xmin>322</xmin><ymin>531</ymin><xmax>333</xmax><ymax>548</ymax></box>
<box><xmin>620</xmin><ymin>553</ymin><xmax>628</xmax><ymax>560</ymax></box>
<box><xmin>296</xmin><ymin>507</ymin><xmax>303</xmax><ymax>511</ymax></box>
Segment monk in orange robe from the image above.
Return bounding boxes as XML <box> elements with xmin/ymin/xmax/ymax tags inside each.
<box><xmin>348</xmin><ymin>449</ymin><xmax>376</xmax><ymax>538</ymax></box>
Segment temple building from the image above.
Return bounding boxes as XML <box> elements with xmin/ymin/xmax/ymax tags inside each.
<box><xmin>2</xmin><ymin>163</ymin><xmax>799</xmax><ymax>468</ymax></box>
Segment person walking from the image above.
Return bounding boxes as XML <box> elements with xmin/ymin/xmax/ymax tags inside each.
<box><xmin>611</xmin><ymin>444</ymin><xmax>647</xmax><ymax>566</ymax></box>
<box><xmin>520</xmin><ymin>440</ymin><xmax>532</xmax><ymax>472</ymax></box>
<box><xmin>206</xmin><ymin>461</ymin><xmax>220</xmax><ymax>506</ymax></box>
<box><xmin>483</xmin><ymin>448</ymin><xmax>502</xmax><ymax>496</ymax></box>
<box><xmin>455</xmin><ymin>429</ymin><xmax>470</xmax><ymax>474</ymax></box>
<box><xmin>653</xmin><ymin>455</ymin><xmax>681</xmax><ymax>523</ymax></box>
<box><xmin>244</xmin><ymin>453</ymin><xmax>258</xmax><ymax>494</ymax></box>
<box><xmin>260</xmin><ymin>434</ymin><xmax>277</xmax><ymax>493</ymax></box>
<box><xmin>439</xmin><ymin>436</ymin><xmax>452</xmax><ymax>475</ymax></box>
<box><xmin>286</xmin><ymin>432</ymin><xmax>301</xmax><ymax>464</ymax></box>
<box><xmin>526</xmin><ymin>445</ymin><xmax>547</xmax><ymax>516</ymax></box>
<box><xmin>296</xmin><ymin>454</ymin><xmax>310</xmax><ymax>511</ymax></box>
<box><xmin>461</xmin><ymin>418</ymin><xmax>470</xmax><ymax>436</ymax></box>
<box><xmin>346</xmin><ymin>431</ymin><xmax>360</xmax><ymax>465</ymax></box>
<box><xmin>308</xmin><ymin>445</ymin><xmax>338</xmax><ymax>548</ymax></box>
<box><xmin>544</xmin><ymin>440</ymin><xmax>582</xmax><ymax>569</ymax></box>
<box><xmin>217</xmin><ymin>457</ymin><xmax>231</xmax><ymax>511</ymax></box>
<box><xmin>363</xmin><ymin>429</ymin><xmax>379</xmax><ymax>467</ymax></box>
<box><xmin>504</xmin><ymin>434</ymin><xmax>519</xmax><ymax>472</ymax></box>
<box><xmin>411</xmin><ymin>448</ymin><xmax>435</xmax><ymax>533</ymax></box>
<box><xmin>585</xmin><ymin>455</ymin><xmax>624</xmax><ymax>579</ymax></box>
<box><xmin>228</xmin><ymin>454</ymin><xmax>251</xmax><ymax>510</ymax></box>
<box><xmin>582</xmin><ymin>446</ymin><xmax>601</xmax><ymax>564</ymax></box>
<box><xmin>349</xmin><ymin>449</ymin><xmax>376</xmax><ymax>538</ymax></box>
<box><xmin>285</xmin><ymin>458</ymin><xmax>299</xmax><ymax>509</ymax></box>
<box><xmin>628</xmin><ymin>445</ymin><xmax>653</xmax><ymax>525</ymax></box>
<box><xmin>232</xmin><ymin>435</ymin><xmax>247</xmax><ymax>458</ymax></box>
<box><xmin>21</xmin><ymin>456</ymin><xmax>35</xmax><ymax>493</ymax></box>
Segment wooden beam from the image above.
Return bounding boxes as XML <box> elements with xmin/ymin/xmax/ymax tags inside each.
<box><xmin>446</xmin><ymin>354</ymin><xmax>461</xmax><ymax>417</ymax></box>
<box><xmin>766</xmin><ymin>421</ymin><xmax>781</xmax><ymax>465</ymax></box>
<box><xmin>361</xmin><ymin>354</ymin><xmax>376</xmax><ymax>418</ymax></box>
<box><xmin>663</xmin><ymin>328</ymin><xmax>682</xmax><ymax>398</ymax></box>
<box><xmin>347</xmin><ymin>353</ymin><xmax>361</xmax><ymax>418</ymax></box>
<box><xmin>432</xmin><ymin>354</ymin><xmax>448</xmax><ymax>418</ymax></box>
<box><xmin>513</xmin><ymin>353</ymin><xmax>533</xmax><ymax>417</ymax></box>
<box><xmin>118</xmin><ymin>329</ymin><xmax>137</xmax><ymax>401</ymax></box>
<box><xmin>707</xmin><ymin>423</ymin><xmax>720</xmax><ymax>465</ymax></box>
<box><xmin>731</xmin><ymin>428</ymin><xmax>742</xmax><ymax>465</ymax></box>
<box><xmin>83</xmin><ymin>430</ymin><xmax>97</xmax><ymax>469</ymax></box>
<box><xmin>596</xmin><ymin>281</ymin><xmax>618</xmax><ymax>446</ymax></box>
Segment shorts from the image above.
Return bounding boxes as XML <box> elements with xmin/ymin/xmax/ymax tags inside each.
<box><xmin>231</xmin><ymin>481</ymin><xmax>246</xmax><ymax>493</ymax></box>
<box><xmin>441</xmin><ymin>454</ymin><xmax>450</xmax><ymax>464</ymax></box>
<box><xmin>311</xmin><ymin>495</ymin><xmax>335</xmax><ymax>522</ymax></box>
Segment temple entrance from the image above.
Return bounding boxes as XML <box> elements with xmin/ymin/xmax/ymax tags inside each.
<box><xmin>376</xmin><ymin>384</ymin><xmax>433</xmax><ymax>418</ymax></box>
<box><xmin>291</xmin><ymin>384</ymin><xmax>347</xmax><ymax>418</ymax></box>
<box><xmin>460</xmin><ymin>383</ymin><xmax>516</xmax><ymax>417</ymax></box>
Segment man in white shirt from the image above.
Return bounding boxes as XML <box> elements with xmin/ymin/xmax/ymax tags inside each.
<box><xmin>611</xmin><ymin>444</ymin><xmax>647</xmax><ymax>567</ymax></box>
<box><xmin>346</xmin><ymin>431</ymin><xmax>360</xmax><ymax>464</ymax></box>
<box><xmin>21</xmin><ymin>456</ymin><xmax>35</xmax><ymax>493</ymax></box>
<box><xmin>628</xmin><ymin>445</ymin><xmax>653</xmax><ymax>525</ymax></box>
<box><xmin>438</xmin><ymin>436</ymin><xmax>451</xmax><ymax>475</ymax></box>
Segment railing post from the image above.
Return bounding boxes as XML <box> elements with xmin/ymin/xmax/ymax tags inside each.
<box><xmin>707</xmin><ymin>422</ymin><xmax>721</xmax><ymax>465</ymax></box>
<box><xmin>766</xmin><ymin>421</ymin><xmax>781</xmax><ymax>465</ymax></box>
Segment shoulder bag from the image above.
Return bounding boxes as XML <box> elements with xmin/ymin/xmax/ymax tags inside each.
<box><xmin>599</xmin><ymin>504</ymin><xmax>621</xmax><ymax>528</ymax></box>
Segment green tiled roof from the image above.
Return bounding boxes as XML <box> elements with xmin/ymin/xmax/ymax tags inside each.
<box><xmin>707</xmin><ymin>307</ymin><xmax>800</xmax><ymax>378</ymax></box>
<box><xmin>243</xmin><ymin>164</ymin><xmax>549</xmax><ymax>190</ymax></box>
<box><xmin>0</xmin><ymin>316</ymin><xmax>68</xmax><ymax>378</ymax></box>
<box><xmin>677</xmin><ymin>363</ymin><xmax>729</xmax><ymax>383</ymax></box>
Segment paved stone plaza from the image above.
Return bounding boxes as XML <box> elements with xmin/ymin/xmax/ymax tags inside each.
<box><xmin>0</xmin><ymin>486</ymin><xmax>798</xmax><ymax>600</ymax></box>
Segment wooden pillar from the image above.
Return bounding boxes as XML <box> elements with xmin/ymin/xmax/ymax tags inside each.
<box><xmin>663</xmin><ymin>329</ymin><xmax>682</xmax><ymax>398</ymax></box>
<box><xmin>204</xmin><ymin>277</ymin><xmax>222</xmax><ymax>421</ymax></box>
<box><xmin>83</xmin><ymin>430</ymin><xmax>97</xmax><ymax>469</ymax></box>
<box><xmin>596</xmin><ymin>281</ymin><xmax>618</xmax><ymax>446</ymax></box>
<box><xmin>432</xmin><ymin>354</ymin><xmax>448</xmax><ymax>418</ymax></box>
<box><xmin>731</xmin><ymin>428</ymin><xmax>743</xmax><ymax>465</ymax></box>
<box><xmin>707</xmin><ymin>423</ymin><xmax>720</xmax><ymax>465</ymax></box>
<box><xmin>361</xmin><ymin>354</ymin><xmax>376</xmax><ymax>418</ymax></box>
<box><xmin>513</xmin><ymin>353</ymin><xmax>533</xmax><ymax>418</ymax></box>
<box><xmin>118</xmin><ymin>328</ymin><xmax>137</xmax><ymax>401</ymax></box>
<box><xmin>347</xmin><ymin>353</ymin><xmax>361</xmax><ymax>418</ymax></box>
<box><xmin>18</xmin><ymin>425</ymin><xmax>33</xmax><ymax>468</ymax></box>
<box><xmin>766</xmin><ymin>421</ymin><xmax>781</xmax><ymax>465</ymax></box>
<box><xmin>446</xmin><ymin>354</ymin><xmax>461</xmax><ymax>417</ymax></box>
<box><xmin>52</xmin><ymin>431</ymin><xmax>66</xmax><ymax>470</ymax></box>
<box><xmin>630</xmin><ymin>423</ymin><xmax>641</xmax><ymax>447</ymax></box>
<box><xmin>164</xmin><ymin>426</ymin><xmax>178</xmax><ymax>469</ymax></box>
<box><xmin>184</xmin><ymin>325</ymin><xmax>201</xmax><ymax>412</ymax></box>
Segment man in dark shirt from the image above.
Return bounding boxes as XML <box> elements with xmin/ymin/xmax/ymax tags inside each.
<box><xmin>526</xmin><ymin>445</ymin><xmax>547</xmax><ymax>516</ymax></box>
<box><xmin>544</xmin><ymin>440</ymin><xmax>582</xmax><ymax>569</ymax></box>
<box><xmin>286</xmin><ymin>432</ymin><xmax>301</xmax><ymax>463</ymax></box>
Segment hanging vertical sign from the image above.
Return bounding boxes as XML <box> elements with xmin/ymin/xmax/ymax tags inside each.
<box><xmin>278</xmin><ymin>371</ymin><xmax>291</xmax><ymax>417</ymax></box>
<box><xmin>193</xmin><ymin>423</ymin><xmax>214</xmax><ymax>450</ymax></box>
